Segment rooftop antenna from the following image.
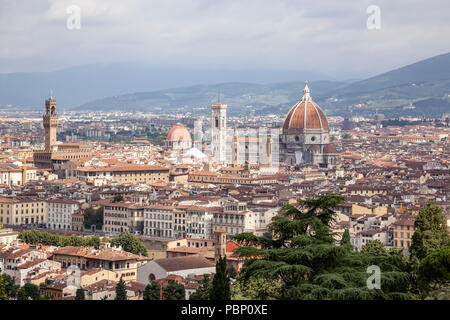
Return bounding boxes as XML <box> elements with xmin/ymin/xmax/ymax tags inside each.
<box><xmin>218</xmin><ymin>87</ymin><xmax>221</xmax><ymax>103</ymax></box>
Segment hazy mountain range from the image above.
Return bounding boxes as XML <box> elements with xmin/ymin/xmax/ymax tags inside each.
<box><xmin>1</xmin><ymin>52</ymin><xmax>449</xmax><ymax>118</ymax></box>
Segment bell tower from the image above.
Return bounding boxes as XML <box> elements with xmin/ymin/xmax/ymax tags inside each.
<box><xmin>43</xmin><ymin>90</ymin><xmax>58</xmax><ymax>151</ymax></box>
<box><xmin>211</xmin><ymin>100</ymin><xmax>227</xmax><ymax>163</ymax></box>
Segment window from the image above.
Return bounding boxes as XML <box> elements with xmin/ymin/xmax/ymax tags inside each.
<box><xmin>149</xmin><ymin>273</ymin><xmax>156</xmax><ymax>281</ymax></box>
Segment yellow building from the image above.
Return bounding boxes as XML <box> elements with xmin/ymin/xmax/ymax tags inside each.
<box><xmin>50</xmin><ymin>246</ymin><xmax>150</xmax><ymax>282</ymax></box>
<box><xmin>0</xmin><ymin>196</ymin><xmax>46</xmax><ymax>226</ymax></box>
<box><xmin>77</xmin><ymin>164</ymin><xmax>170</xmax><ymax>185</ymax></box>
<box><xmin>393</xmin><ymin>217</ymin><xmax>415</xmax><ymax>251</ymax></box>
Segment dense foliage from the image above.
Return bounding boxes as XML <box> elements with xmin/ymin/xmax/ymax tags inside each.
<box><xmin>83</xmin><ymin>206</ymin><xmax>104</xmax><ymax>230</ymax></box>
<box><xmin>163</xmin><ymin>280</ymin><xmax>185</xmax><ymax>300</ymax></box>
<box><xmin>19</xmin><ymin>230</ymin><xmax>101</xmax><ymax>248</ymax></box>
<box><xmin>189</xmin><ymin>274</ymin><xmax>212</xmax><ymax>300</ymax></box>
<box><xmin>115</xmin><ymin>277</ymin><xmax>127</xmax><ymax>300</ymax></box>
<box><xmin>143</xmin><ymin>281</ymin><xmax>160</xmax><ymax>300</ymax></box>
<box><xmin>232</xmin><ymin>276</ymin><xmax>283</xmax><ymax>300</ymax></box>
<box><xmin>410</xmin><ymin>204</ymin><xmax>449</xmax><ymax>261</ymax></box>
<box><xmin>17</xmin><ymin>283</ymin><xmax>40</xmax><ymax>300</ymax></box>
<box><xmin>418</xmin><ymin>245</ymin><xmax>450</xmax><ymax>298</ymax></box>
<box><xmin>75</xmin><ymin>288</ymin><xmax>85</xmax><ymax>300</ymax></box>
<box><xmin>108</xmin><ymin>232</ymin><xmax>149</xmax><ymax>256</ymax></box>
<box><xmin>234</xmin><ymin>193</ymin><xmax>415</xmax><ymax>300</ymax></box>
<box><xmin>210</xmin><ymin>256</ymin><xmax>231</xmax><ymax>300</ymax></box>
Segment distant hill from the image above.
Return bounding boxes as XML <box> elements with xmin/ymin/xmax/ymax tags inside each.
<box><xmin>77</xmin><ymin>80</ymin><xmax>348</xmax><ymax>116</ymax></box>
<box><xmin>78</xmin><ymin>52</ymin><xmax>450</xmax><ymax>117</ymax></box>
<box><xmin>0</xmin><ymin>63</ymin><xmax>328</xmax><ymax>109</ymax></box>
<box><xmin>1</xmin><ymin>52</ymin><xmax>449</xmax><ymax>117</ymax></box>
<box><xmin>319</xmin><ymin>52</ymin><xmax>450</xmax><ymax>117</ymax></box>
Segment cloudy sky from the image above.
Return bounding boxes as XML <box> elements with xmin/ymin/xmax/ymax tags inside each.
<box><xmin>0</xmin><ymin>0</ymin><xmax>449</xmax><ymax>79</ymax></box>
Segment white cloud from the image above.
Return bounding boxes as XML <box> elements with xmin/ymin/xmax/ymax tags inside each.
<box><xmin>0</xmin><ymin>0</ymin><xmax>448</xmax><ymax>78</ymax></box>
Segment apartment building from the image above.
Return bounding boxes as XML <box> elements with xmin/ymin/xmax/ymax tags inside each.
<box><xmin>46</xmin><ymin>199</ymin><xmax>80</xmax><ymax>230</ymax></box>
<box><xmin>50</xmin><ymin>246</ymin><xmax>150</xmax><ymax>282</ymax></box>
<box><xmin>393</xmin><ymin>216</ymin><xmax>415</xmax><ymax>252</ymax></box>
<box><xmin>77</xmin><ymin>164</ymin><xmax>170</xmax><ymax>184</ymax></box>
<box><xmin>103</xmin><ymin>202</ymin><xmax>145</xmax><ymax>236</ymax></box>
<box><xmin>183</xmin><ymin>206</ymin><xmax>216</xmax><ymax>240</ymax></box>
<box><xmin>144</xmin><ymin>205</ymin><xmax>175</xmax><ymax>239</ymax></box>
<box><xmin>0</xmin><ymin>196</ymin><xmax>46</xmax><ymax>226</ymax></box>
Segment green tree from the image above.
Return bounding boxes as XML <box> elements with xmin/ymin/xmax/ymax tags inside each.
<box><xmin>232</xmin><ymin>276</ymin><xmax>282</xmax><ymax>300</ymax></box>
<box><xmin>228</xmin><ymin>265</ymin><xmax>237</xmax><ymax>280</ymax></box>
<box><xmin>0</xmin><ymin>275</ymin><xmax>8</xmax><ymax>300</ymax></box>
<box><xmin>18</xmin><ymin>283</ymin><xmax>40</xmax><ymax>300</ymax></box>
<box><xmin>143</xmin><ymin>282</ymin><xmax>160</xmax><ymax>300</ymax></box>
<box><xmin>234</xmin><ymin>193</ymin><xmax>414</xmax><ymax>300</ymax></box>
<box><xmin>210</xmin><ymin>257</ymin><xmax>231</xmax><ymax>300</ymax></box>
<box><xmin>112</xmin><ymin>195</ymin><xmax>124</xmax><ymax>203</ymax></box>
<box><xmin>340</xmin><ymin>229</ymin><xmax>351</xmax><ymax>247</ymax></box>
<box><xmin>75</xmin><ymin>287</ymin><xmax>85</xmax><ymax>300</ymax></box>
<box><xmin>410</xmin><ymin>204</ymin><xmax>449</xmax><ymax>261</ymax></box>
<box><xmin>362</xmin><ymin>240</ymin><xmax>388</xmax><ymax>256</ymax></box>
<box><xmin>115</xmin><ymin>277</ymin><xmax>127</xmax><ymax>300</ymax></box>
<box><xmin>1</xmin><ymin>274</ymin><xmax>19</xmax><ymax>299</ymax></box>
<box><xmin>189</xmin><ymin>274</ymin><xmax>212</xmax><ymax>300</ymax></box>
<box><xmin>417</xmin><ymin>245</ymin><xmax>450</xmax><ymax>298</ymax></box>
<box><xmin>83</xmin><ymin>207</ymin><xmax>104</xmax><ymax>230</ymax></box>
<box><xmin>110</xmin><ymin>232</ymin><xmax>148</xmax><ymax>256</ymax></box>
<box><xmin>163</xmin><ymin>280</ymin><xmax>185</xmax><ymax>300</ymax></box>
<box><xmin>17</xmin><ymin>288</ymin><xmax>28</xmax><ymax>300</ymax></box>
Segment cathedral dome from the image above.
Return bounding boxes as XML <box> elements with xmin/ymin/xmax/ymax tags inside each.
<box><xmin>167</xmin><ymin>124</ymin><xmax>191</xmax><ymax>142</ymax></box>
<box><xmin>283</xmin><ymin>81</ymin><xmax>329</xmax><ymax>131</ymax></box>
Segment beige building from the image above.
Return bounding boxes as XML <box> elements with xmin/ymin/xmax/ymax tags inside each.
<box><xmin>103</xmin><ymin>202</ymin><xmax>145</xmax><ymax>236</ymax></box>
<box><xmin>144</xmin><ymin>205</ymin><xmax>175</xmax><ymax>239</ymax></box>
<box><xmin>393</xmin><ymin>216</ymin><xmax>415</xmax><ymax>252</ymax></box>
<box><xmin>77</xmin><ymin>164</ymin><xmax>170</xmax><ymax>185</ymax></box>
<box><xmin>50</xmin><ymin>246</ymin><xmax>150</xmax><ymax>282</ymax></box>
<box><xmin>0</xmin><ymin>196</ymin><xmax>46</xmax><ymax>226</ymax></box>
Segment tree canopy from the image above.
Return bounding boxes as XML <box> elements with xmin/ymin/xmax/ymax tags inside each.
<box><xmin>163</xmin><ymin>280</ymin><xmax>185</xmax><ymax>300</ymax></box>
<box><xmin>19</xmin><ymin>230</ymin><xmax>100</xmax><ymax>248</ymax></box>
<box><xmin>189</xmin><ymin>274</ymin><xmax>212</xmax><ymax>300</ymax></box>
<box><xmin>143</xmin><ymin>282</ymin><xmax>160</xmax><ymax>300</ymax></box>
<box><xmin>109</xmin><ymin>232</ymin><xmax>148</xmax><ymax>256</ymax></box>
<box><xmin>410</xmin><ymin>204</ymin><xmax>449</xmax><ymax>261</ymax></box>
<box><xmin>83</xmin><ymin>206</ymin><xmax>104</xmax><ymax>230</ymax></box>
<box><xmin>234</xmin><ymin>193</ymin><xmax>415</xmax><ymax>300</ymax></box>
<box><xmin>417</xmin><ymin>245</ymin><xmax>450</xmax><ymax>299</ymax></box>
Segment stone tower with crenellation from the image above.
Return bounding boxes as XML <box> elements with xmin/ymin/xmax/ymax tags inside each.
<box><xmin>43</xmin><ymin>91</ymin><xmax>58</xmax><ymax>151</ymax></box>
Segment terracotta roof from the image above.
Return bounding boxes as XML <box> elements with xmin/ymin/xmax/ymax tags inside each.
<box><xmin>167</xmin><ymin>124</ymin><xmax>191</xmax><ymax>142</ymax></box>
<box><xmin>283</xmin><ymin>99</ymin><xmax>329</xmax><ymax>131</ymax></box>
<box><xmin>154</xmin><ymin>255</ymin><xmax>215</xmax><ymax>272</ymax></box>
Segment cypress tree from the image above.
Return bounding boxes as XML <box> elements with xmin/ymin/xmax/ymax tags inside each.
<box><xmin>210</xmin><ymin>256</ymin><xmax>231</xmax><ymax>300</ymax></box>
<box><xmin>75</xmin><ymin>287</ymin><xmax>85</xmax><ymax>300</ymax></box>
<box><xmin>340</xmin><ymin>229</ymin><xmax>351</xmax><ymax>247</ymax></box>
<box><xmin>115</xmin><ymin>277</ymin><xmax>127</xmax><ymax>300</ymax></box>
